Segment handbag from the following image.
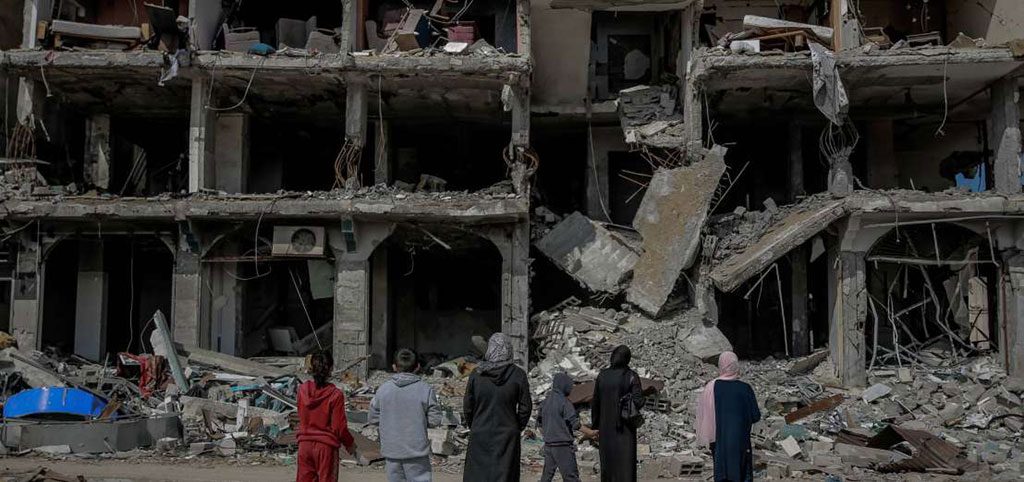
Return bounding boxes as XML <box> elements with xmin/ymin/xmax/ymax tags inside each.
<box><xmin>618</xmin><ymin>371</ymin><xmax>644</xmax><ymax>429</ymax></box>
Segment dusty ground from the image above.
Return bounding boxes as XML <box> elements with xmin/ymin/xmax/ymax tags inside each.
<box><xmin>0</xmin><ymin>456</ymin><xmax>661</xmax><ymax>482</ymax></box>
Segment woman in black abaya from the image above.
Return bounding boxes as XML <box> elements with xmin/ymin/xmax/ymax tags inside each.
<box><xmin>591</xmin><ymin>345</ymin><xmax>643</xmax><ymax>482</ymax></box>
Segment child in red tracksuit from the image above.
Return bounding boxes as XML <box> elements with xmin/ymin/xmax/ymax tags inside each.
<box><xmin>297</xmin><ymin>352</ymin><xmax>357</xmax><ymax>482</ymax></box>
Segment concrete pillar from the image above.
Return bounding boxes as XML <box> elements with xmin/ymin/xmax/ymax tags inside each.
<box><xmin>189</xmin><ymin>77</ymin><xmax>216</xmax><ymax>192</ymax></box>
<box><xmin>21</xmin><ymin>0</ymin><xmax>38</xmax><ymax>49</ymax></box>
<box><xmin>370</xmin><ymin>248</ymin><xmax>389</xmax><ymax>368</ymax></box>
<box><xmin>74</xmin><ymin>239</ymin><xmax>108</xmax><ymax>361</ymax></box>
<box><xmin>1000</xmin><ymin>251</ymin><xmax>1024</xmax><ymax>375</ymax></box>
<box><xmin>83</xmin><ymin>115</ymin><xmax>111</xmax><ymax>191</ymax></box>
<box><xmin>789</xmin><ymin>122</ymin><xmax>810</xmax><ymax>357</ymax></box>
<box><xmin>208</xmin><ymin>249</ymin><xmax>242</xmax><ymax>355</ymax></box>
<box><xmin>828</xmin><ymin>247</ymin><xmax>868</xmax><ymax>387</ymax></box>
<box><xmin>11</xmin><ymin>230</ymin><xmax>40</xmax><ymax>349</ymax></box>
<box><xmin>790</xmin><ymin>246</ymin><xmax>810</xmax><ymax>356</ymax></box>
<box><xmin>508</xmin><ymin>85</ymin><xmax>532</xmax><ymax>196</ymax></box>
<box><xmin>683</xmin><ymin>55</ymin><xmax>704</xmax><ymax>149</ymax></box>
<box><xmin>479</xmin><ymin>222</ymin><xmax>531</xmax><ymax>369</ymax></box>
<box><xmin>346</xmin><ymin>82</ymin><xmax>369</xmax><ymax>149</ymax></box>
<box><xmin>328</xmin><ymin>221</ymin><xmax>394</xmax><ymax>378</ymax></box>
<box><xmin>866</xmin><ymin>119</ymin><xmax>898</xmax><ymax>189</ymax></box>
<box><xmin>214</xmin><ymin>112</ymin><xmax>249</xmax><ymax>194</ymax></box>
<box><xmin>172</xmin><ymin>229</ymin><xmax>202</xmax><ymax>347</ymax></box>
<box><xmin>991</xmin><ymin>77</ymin><xmax>1021</xmax><ymax>194</ymax></box>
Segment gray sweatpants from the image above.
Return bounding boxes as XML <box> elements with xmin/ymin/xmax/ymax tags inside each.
<box><xmin>385</xmin><ymin>456</ymin><xmax>432</xmax><ymax>482</ymax></box>
<box><xmin>540</xmin><ymin>445</ymin><xmax>580</xmax><ymax>482</ymax></box>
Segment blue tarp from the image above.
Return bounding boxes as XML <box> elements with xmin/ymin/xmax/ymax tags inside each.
<box><xmin>3</xmin><ymin>387</ymin><xmax>112</xmax><ymax>420</ymax></box>
<box><xmin>955</xmin><ymin>162</ymin><xmax>986</xmax><ymax>193</ymax></box>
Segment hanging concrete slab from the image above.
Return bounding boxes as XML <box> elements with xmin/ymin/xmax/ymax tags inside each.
<box><xmin>626</xmin><ymin>146</ymin><xmax>727</xmax><ymax>316</ymax></box>
<box><xmin>710</xmin><ymin>199</ymin><xmax>848</xmax><ymax>293</ymax></box>
<box><xmin>536</xmin><ymin>212</ymin><xmax>640</xmax><ymax>294</ymax></box>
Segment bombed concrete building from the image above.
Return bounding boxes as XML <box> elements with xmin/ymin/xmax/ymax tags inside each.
<box><xmin>1</xmin><ymin>0</ymin><xmax>1024</xmax><ymax>390</ymax></box>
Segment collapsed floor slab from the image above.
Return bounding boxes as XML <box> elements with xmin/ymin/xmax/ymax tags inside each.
<box><xmin>535</xmin><ymin>212</ymin><xmax>640</xmax><ymax>293</ymax></box>
<box><xmin>626</xmin><ymin>146</ymin><xmax>726</xmax><ymax>316</ymax></box>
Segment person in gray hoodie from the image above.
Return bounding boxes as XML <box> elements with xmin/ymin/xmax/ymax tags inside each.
<box><xmin>369</xmin><ymin>348</ymin><xmax>444</xmax><ymax>482</ymax></box>
<box><xmin>537</xmin><ymin>372</ymin><xmax>598</xmax><ymax>482</ymax></box>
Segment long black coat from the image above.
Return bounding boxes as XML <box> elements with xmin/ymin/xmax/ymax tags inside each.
<box><xmin>462</xmin><ymin>364</ymin><xmax>532</xmax><ymax>482</ymax></box>
<box><xmin>712</xmin><ymin>380</ymin><xmax>760</xmax><ymax>482</ymax></box>
<box><xmin>591</xmin><ymin>367</ymin><xmax>643</xmax><ymax>482</ymax></box>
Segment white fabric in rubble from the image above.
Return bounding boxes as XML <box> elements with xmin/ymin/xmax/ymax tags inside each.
<box><xmin>808</xmin><ymin>42</ymin><xmax>849</xmax><ymax>126</ymax></box>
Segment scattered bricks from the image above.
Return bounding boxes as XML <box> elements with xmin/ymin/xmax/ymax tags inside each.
<box><xmin>644</xmin><ymin>396</ymin><xmax>673</xmax><ymax>413</ymax></box>
<box><xmin>862</xmin><ymin>383</ymin><xmax>892</xmax><ymax>403</ymax></box>
<box><xmin>190</xmin><ymin>442</ymin><xmax>216</xmax><ymax>456</ymax></box>
<box><xmin>779</xmin><ymin>436</ymin><xmax>802</xmax><ymax>458</ymax></box>
<box><xmin>765</xmin><ymin>460</ymin><xmax>791</xmax><ymax>479</ymax></box>
<box><xmin>811</xmin><ymin>454</ymin><xmax>842</xmax><ymax>467</ymax></box>
<box><xmin>898</xmin><ymin>367</ymin><xmax>913</xmax><ymax>383</ymax></box>
<box><xmin>669</xmin><ymin>455</ymin><xmax>704</xmax><ymax>477</ymax></box>
<box><xmin>808</xmin><ymin>441</ymin><xmax>834</xmax><ymax>456</ymax></box>
<box><xmin>429</xmin><ymin>428</ymin><xmax>457</xmax><ymax>456</ymax></box>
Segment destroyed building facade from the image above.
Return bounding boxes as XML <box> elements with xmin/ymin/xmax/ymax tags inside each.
<box><xmin>1</xmin><ymin>0</ymin><xmax>1024</xmax><ymax>390</ymax></box>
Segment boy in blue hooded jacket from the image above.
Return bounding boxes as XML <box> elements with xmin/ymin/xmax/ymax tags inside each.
<box><xmin>537</xmin><ymin>372</ymin><xmax>598</xmax><ymax>482</ymax></box>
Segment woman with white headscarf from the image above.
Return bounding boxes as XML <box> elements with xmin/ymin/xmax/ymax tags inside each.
<box><xmin>462</xmin><ymin>333</ymin><xmax>532</xmax><ymax>481</ymax></box>
<box><xmin>695</xmin><ymin>351</ymin><xmax>760</xmax><ymax>482</ymax></box>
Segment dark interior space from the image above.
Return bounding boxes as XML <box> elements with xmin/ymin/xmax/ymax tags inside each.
<box><xmin>709</xmin><ymin>123</ymin><xmax>791</xmax><ymax>215</ymax></box>
<box><xmin>529</xmin><ymin>245</ymin><xmax>600</xmax><ymax>313</ymax></box>
<box><xmin>363</xmin><ymin>0</ymin><xmax>518</xmax><ymax>52</ymax></box>
<box><xmin>40</xmin><ymin>235</ymin><xmax>173</xmax><ymax>358</ymax></box>
<box><xmin>0</xmin><ymin>239</ymin><xmax>16</xmax><ymax>334</ymax></box>
<box><xmin>248</xmin><ymin>120</ymin><xmax>345</xmax><ymax>193</ymax></box>
<box><xmin>376</xmin><ymin>227</ymin><xmax>502</xmax><ymax>367</ymax></box>
<box><xmin>386</xmin><ymin>120</ymin><xmax>510</xmax><ymax>192</ymax></box>
<box><xmin>110</xmin><ymin>117</ymin><xmax>189</xmax><ymax>196</ymax></box>
<box><xmin>718</xmin><ymin>237</ymin><xmax>830</xmax><ymax>359</ymax></box>
<box><xmin>590</xmin><ymin>11</ymin><xmax>682</xmax><ymax>100</ymax></box>
<box><xmin>607</xmin><ymin>151</ymin><xmax>648</xmax><ymax>226</ymax></box>
<box><xmin>531</xmin><ymin>127</ymin><xmax>587</xmax><ymax>215</ymax></box>
<box><xmin>222</xmin><ymin>0</ymin><xmax>344</xmax><ymax>49</ymax></box>
<box><xmin>865</xmin><ymin>223</ymin><xmax>998</xmax><ymax>367</ymax></box>
<box><xmin>857</xmin><ymin>0</ymin><xmax>948</xmax><ymax>44</ymax></box>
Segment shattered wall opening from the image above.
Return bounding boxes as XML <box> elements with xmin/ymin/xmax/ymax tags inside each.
<box><xmin>200</xmin><ymin>224</ymin><xmax>334</xmax><ymax>357</ymax></box>
<box><xmin>590</xmin><ymin>11</ymin><xmax>682</xmax><ymax>100</ymax></box>
<box><xmin>40</xmin><ymin>234</ymin><xmax>173</xmax><ymax>361</ymax></box>
<box><xmin>248</xmin><ymin>119</ymin><xmax>347</xmax><ymax>193</ymax></box>
<box><xmin>372</xmin><ymin>225</ymin><xmax>502</xmax><ymax>369</ymax></box>
<box><xmin>0</xmin><ymin>238</ymin><xmax>15</xmax><ymax>335</ymax></box>
<box><xmin>864</xmin><ymin>223</ymin><xmax>998</xmax><ymax>367</ymax></box>
<box><xmin>378</xmin><ymin>120</ymin><xmax>511</xmax><ymax>192</ymax></box>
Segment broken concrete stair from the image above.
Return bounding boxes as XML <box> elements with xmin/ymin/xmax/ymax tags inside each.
<box><xmin>627</xmin><ymin>146</ymin><xmax>727</xmax><ymax>316</ymax></box>
<box><xmin>536</xmin><ymin>212</ymin><xmax>640</xmax><ymax>294</ymax></box>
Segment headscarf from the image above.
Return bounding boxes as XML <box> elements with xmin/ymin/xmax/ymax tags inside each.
<box><xmin>479</xmin><ymin>333</ymin><xmax>512</xmax><ymax>372</ymax></box>
<box><xmin>609</xmin><ymin>345</ymin><xmax>631</xmax><ymax>369</ymax></box>
<box><xmin>695</xmin><ymin>351</ymin><xmax>740</xmax><ymax>446</ymax></box>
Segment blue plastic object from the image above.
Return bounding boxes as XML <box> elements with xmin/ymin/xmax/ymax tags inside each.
<box><xmin>3</xmin><ymin>387</ymin><xmax>112</xmax><ymax>421</ymax></box>
<box><xmin>248</xmin><ymin>43</ymin><xmax>276</xmax><ymax>56</ymax></box>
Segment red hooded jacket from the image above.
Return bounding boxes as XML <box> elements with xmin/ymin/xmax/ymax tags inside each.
<box><xmin>297</xmin><ymin>381</ymin><xmax>355</xmax><ymax>451</ymax></box>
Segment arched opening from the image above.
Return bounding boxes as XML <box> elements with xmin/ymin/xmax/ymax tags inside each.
<box><xmin>201</xmin><ymin>223</ymin><xmax>334</xmax><ymax>357</ymax></box>
<box><xmin>41</xmin><ymin>235</ymin><xmax>173</xmax><ymax>360</ymax></box>
<box><xmin>865</xmin><ymin>223</ymin><xmax>998</xmax><ymax>368</ymax></box>
<box><xmin>370</xmin><ymin>224</ymin><xmax>503</xmax><ymax>369</ymax></box>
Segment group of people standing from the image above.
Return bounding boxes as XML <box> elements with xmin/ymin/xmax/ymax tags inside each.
<box><xmin>294</xmin><ymin>332</ymin><xmax>760</xmax><ymax>482</ymax></box>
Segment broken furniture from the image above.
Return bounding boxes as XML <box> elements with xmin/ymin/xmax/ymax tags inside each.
<box><xmin>224</xmin><ymin>25</ymin><xmax>260</xmax><ymax>53</ymax></box>
<box><xmin>395</xmin><ymin>10</ymin><xmax>431</xmax><ymax>51</ymax></box>
<box><xmin>50</xmin><ymin>20</ymin><xmax>143</xmax><ymax>49</ymax></box>
<box><xmin>276</xmin><ymin>16</ymin><xmax>318</xmax><ymax>50</ymax></box>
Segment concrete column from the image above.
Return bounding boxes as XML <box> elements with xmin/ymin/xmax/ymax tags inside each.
<box><xmin>328</xmin><ymin>221</ymin><xmax>394</xmax><ymax>378</ymax></box>
<box><xmin>172</xmin><ymin>230</ymin><xmax>202</xmax><ymax>347</ymax></box>
<box><xmin>83</xmin><ymin>114</ymin><xmax>111</xmax><ymax>191</ymax></box>
<box><xmin>991</xmin><ymin>77</ymin><xmax>1021</xmax><ymax>194</ymax></box>
<box><xmin>346</xmin><ymin>82</ymin><xmax>369</xmax><ymax>149</ymax></box>
<box><xmin>1000</xmin><ymin>251</ymin><xmax>1024</xmax><ymax>375</ymax></box>
<box><xmin>480</xmin><ymin>222</ymin><xmax>531</xmax><ymax>370</ymax></box>
<box><xmin>208</xmin><ymin>251</ymin><xmax>242</xmax><ymax>355</ymax></box>
<box><xmin>370</xmin><ymin>248</ymin><xmax>389</xmax><ymax>368</ymax></box>
<box><xmin>683</xmin><ymin>55</ymin><xmax>704</xmax><ymax>149</ymax></box>
<box><xmin>214</xmin><ymin>112</ymin><xmax>250</xmax><ymax>194</ymax></box>
<box><xmin>790</xmin><ymin>245</ymin><xmax>810</xmax><ymax>356</ymax></box>
<box><xmin>189</xmin><ymin>77</ymin><xmax>216</xmax><ymax>192</ymax></box>
<box><xmin>828</xmin><ymin>248</ymin><xmax>868</xmax><ymax>387</ymax></box>
<box><xmin>74</xmin><ymin>239</ymin><xmax>108</xmax><ymax>361</ymax></box>
<box><xmin>866</xmin><ymin>119</ymin><xmax>898</xmax><ymax>189</ymax></box>
<box><xmin>21</xmin><ymin>0</ymin><xmax>38</xmax><ymax>49</ymax></box>
<box><xmin>11</xmin><ymin>230</ymin><xmax>40</xmax><ymax>349</ymax></box>
<box><xmin>789</xmin><ymin>122</ymin><xmax>810</xmax><ymax>356</ymax></box>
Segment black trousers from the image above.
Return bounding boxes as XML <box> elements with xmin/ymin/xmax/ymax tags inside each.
<box><xmin>540</xmin><ymin>445</ymin><xmax>580</xmax><ymax>482</ymax></box>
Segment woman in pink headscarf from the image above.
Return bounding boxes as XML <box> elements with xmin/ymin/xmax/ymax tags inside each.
<box><xmin>694</xmin><ymin>351</ymin><xmax>760</xmax><ymax>482</ymax></box>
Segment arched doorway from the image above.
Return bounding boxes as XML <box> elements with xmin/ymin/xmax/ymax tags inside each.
<box><xmin>864</xmin><ymin>223</ymin><xmax>997</xmax><ymax>368</ymax></box>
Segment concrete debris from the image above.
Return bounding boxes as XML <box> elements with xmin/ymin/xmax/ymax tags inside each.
<box><xmin>677</xmin><ymin>322</ymin><xmax>733</xmax><ymax>361</ymax></box>
<box><xmin>535</xmin><ymin>212</ymin><xmax>640</xmax><ymax>293</ymax></box>
<box><xmin>742</xmin><ymin>15</ymin><xmax>834</xmax><ymax>45</ymax></box>
<box><xmin>627</xmin><ymin>146</ymin><xmax>727</xmax><ymax>316</ymax></box>
<box><xmin>861</xmin><ymin>383</ymin><xmax>892</xmax><ymax>403</ymax></box>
